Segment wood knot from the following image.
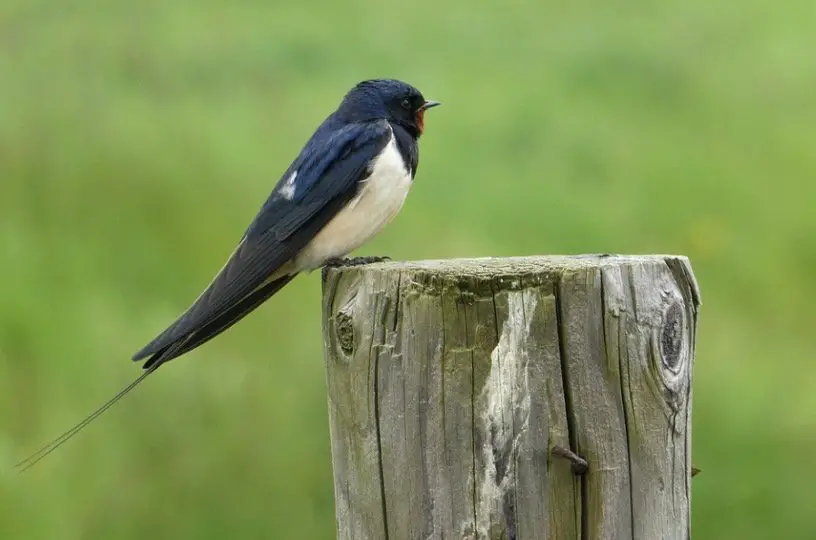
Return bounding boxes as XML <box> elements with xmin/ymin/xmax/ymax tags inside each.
<box><xmin>660</xmin><ymin>302</ymin><xmax>684</xmax><ymax>371</ymax></box>
<box><xmin>335</xmin><ymin>310</ymin><xmax>355</xmax><ymax>355</ymax></box>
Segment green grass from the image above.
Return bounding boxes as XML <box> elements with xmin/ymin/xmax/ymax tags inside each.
<box><xmin>1</xmin><ymin>0</ymin><xmax>814</xmax><ymax>538</ymax></box>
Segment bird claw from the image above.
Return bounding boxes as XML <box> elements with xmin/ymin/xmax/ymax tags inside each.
<box><xmin>324</xmin><ymin>256</ymin><xmax>392</xmax><ymax>268</ymax></box>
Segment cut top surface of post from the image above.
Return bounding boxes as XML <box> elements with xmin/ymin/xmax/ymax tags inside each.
<box><xmin>324</xmin><ymin>255</ymin><xmax>700</xmax><ymax>305</ymax></box>
<box><xmin>332</xmin><ymin>254</ymin><xmax>688</xmax><ymax>276</ymax></box>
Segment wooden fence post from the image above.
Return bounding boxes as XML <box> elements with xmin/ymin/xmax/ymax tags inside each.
<box><xmin>321</xmin><ymin>255</ymin><xmax>700</xmax><ymax>540</ymax></box>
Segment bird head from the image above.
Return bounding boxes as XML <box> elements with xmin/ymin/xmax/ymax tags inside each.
<box><xmin>337</xmin><ymin>79</ymin><xmax>441</xmax><ymax>137</ymax></box>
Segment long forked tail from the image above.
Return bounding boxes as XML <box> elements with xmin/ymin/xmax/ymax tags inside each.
<box><xmin>15</xmin><ymin>273</ymin><xmax>299</xmax><ymax>472</ymax></box>
<box><xmin>14</xmin><ymin>342</ymin><xmax>182</xmax><ymax>472</ymax></box>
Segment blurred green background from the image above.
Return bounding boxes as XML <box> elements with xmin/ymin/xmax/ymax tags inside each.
<box><xmin>1</xmin><ymin>0</ymin><xmax>814</xmax><ymax>538</ymax></box>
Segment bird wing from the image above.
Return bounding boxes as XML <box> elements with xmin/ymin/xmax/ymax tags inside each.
<box><xmin>131</xmin><ymin>119</ymin><xmax>392</xmax><ymax>367</ymax></box>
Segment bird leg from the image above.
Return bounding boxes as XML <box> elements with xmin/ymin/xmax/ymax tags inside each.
<box><xmin>324</xmin><ymin>256</ymin><xmax>392</xmax><ymax>268</ymax></box>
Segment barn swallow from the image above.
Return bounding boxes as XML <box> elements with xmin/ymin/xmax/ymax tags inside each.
<box><xmin>17</xmin><ymin>79</ymin><xmax>440</xmax><ymax>470</ymax></box>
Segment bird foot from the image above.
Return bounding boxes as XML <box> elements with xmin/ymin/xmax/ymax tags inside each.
<box><xmin>575</xmin><ymin>253</ymin><xmax>616</xmax><ymax>259</ymax></box>
<box><xmin>324</xmin><ymin>256</ymin><xmax>392</xmax><ymax>268</ymax></box>
<box><xmin>552</xmin><ymin>445</ymin><xmax>588</xmax><ymax>475</ymax></box>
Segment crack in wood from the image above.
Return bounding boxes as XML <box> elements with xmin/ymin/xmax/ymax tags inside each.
<box><xmin>554</xmin><ymin>274</ymin><xmax>586</xmax><ymax>540</ymax></box>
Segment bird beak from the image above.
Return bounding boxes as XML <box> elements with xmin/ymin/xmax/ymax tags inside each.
<box><xmin>419</xmin><ymin>100</ymin><xmax>441</xmax><ymax>111</ymax></box>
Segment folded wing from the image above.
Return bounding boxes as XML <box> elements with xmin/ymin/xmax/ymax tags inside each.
<box><xmin>131</xmin><ymin>119</ymin><xmax>392</xmax><ymax>368</ymax></box>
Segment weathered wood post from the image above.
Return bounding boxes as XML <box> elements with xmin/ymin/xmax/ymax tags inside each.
<box><xmin>321</xmin><ymin>255</ymin><xmax>700</xmax><ymax>540</ymax></box>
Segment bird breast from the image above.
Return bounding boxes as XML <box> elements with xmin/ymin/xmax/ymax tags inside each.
<box><xmin>293</xmin><ymin>131</ymin><xmax>413</xmax><ymax>271</ymax></box>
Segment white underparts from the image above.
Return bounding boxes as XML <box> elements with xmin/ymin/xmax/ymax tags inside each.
<box><xmin>293</xmin><ymin>130</ymin><xmax>413</xmax><ymax>271</ymax></box>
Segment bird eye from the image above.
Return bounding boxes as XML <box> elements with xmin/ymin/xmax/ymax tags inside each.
<box><xmin>401</xmin><ymin>98</ymin><xmax>411</xmax><ymax>110</ymax></box>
